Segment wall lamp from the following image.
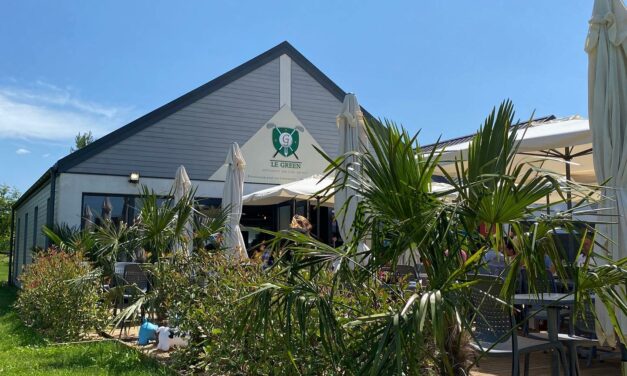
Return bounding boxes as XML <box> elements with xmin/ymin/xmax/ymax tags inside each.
<box><xmin>129</xmin><ymin>172</ymin><xmax>140</xmax><ymax>184</ymax></box>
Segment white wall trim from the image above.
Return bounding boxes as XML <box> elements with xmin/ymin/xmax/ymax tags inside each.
<box><xmin>280</xmin><ymin>54</ymin><xmax>291</xmax><ymax>108</ymax></box>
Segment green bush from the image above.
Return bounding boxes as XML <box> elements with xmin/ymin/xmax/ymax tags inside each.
<box><xmin>157</xmin><ymin>251</ymin><xmax>300</xmax><ymax>374</ymax></box>
<box><xmin>16</xmin><ymin>249</ymin><xmax>106</xmax><ymax>341</ymax></box>
<box><xmin>159</xmin><ymin>249</ymin><xmax>431</xmax><ymax>375</ymax></box>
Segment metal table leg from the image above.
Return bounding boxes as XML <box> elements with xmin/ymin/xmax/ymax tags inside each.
<box><xmin>547</xmin><ymin>307</ymin><xmax>561</xmax><ymax>376</ymax></box>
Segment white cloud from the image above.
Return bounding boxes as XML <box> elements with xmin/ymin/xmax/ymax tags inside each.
<box><xmin>42</xmin><ymin>153</ymin><xmax>50</xmax><ymax>158</ymax></box>
<box><xmin>16</xmin><ymin>148</ymin><xmax>31</xmax><ymax>155</ymax></box>
<box><xmin>0</xmin><ymin>81</ymin><xmax>137</xmax><ymax>141</ymax></box>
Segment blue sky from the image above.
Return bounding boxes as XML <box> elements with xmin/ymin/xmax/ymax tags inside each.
<box><xmin>1</xmin><ymin>1</ymin><xmax>593</xmax><ymax>193</ymax></box>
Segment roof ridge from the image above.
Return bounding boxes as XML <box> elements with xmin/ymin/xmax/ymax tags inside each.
<box><xmin>54</xmin><ymin>41</ymin><xmax>350</xmax><ymax>172</ymax></box>
<box><xmin>15</xmin><ymin>41</ymin><xmax>365</xmax><ymax>209</ymax></box>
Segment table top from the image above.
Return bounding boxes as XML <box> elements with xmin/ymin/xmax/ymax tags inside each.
<box><xmin>513</xmin><ymin>293</ymin><xmax>575</xmax><ymax>306</ymax></box>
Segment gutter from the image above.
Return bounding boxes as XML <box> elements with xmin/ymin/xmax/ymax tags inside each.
<box><xmin>7</xmin><ymin>208</ymin><xmax>14</xmax><ymax>285</ymax></box>
<box><xmin>13</xmin><ymin>167</ymin><xmax>53</xmax><ymax>210</ymax></box>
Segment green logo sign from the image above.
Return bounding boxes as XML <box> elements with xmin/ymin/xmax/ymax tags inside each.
<box><xmin>272</xmin><ymin>127</ymin><xmax>300</xmax><ymax>159</ymax></box>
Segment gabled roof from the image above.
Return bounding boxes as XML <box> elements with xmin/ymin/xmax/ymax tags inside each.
<box><xmin>56</xmin><ymin>41</ymin><xmax>355</xmax><ymax>172</ymax></box>
<box><xmin>420</xmin><ymin>115</ymin><xmax>556</xmax><ymax>153</ymax></box>
<box><xmin>14</xmin><ymin>41</ymin><xmax>370</xmax><ymax>209</ymax></box>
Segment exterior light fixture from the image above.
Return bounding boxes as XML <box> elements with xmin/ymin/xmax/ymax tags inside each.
<box><xmin>129</xmin><ymin>172</ymin><xmax>140</xmax><ymax>183</ymax></box>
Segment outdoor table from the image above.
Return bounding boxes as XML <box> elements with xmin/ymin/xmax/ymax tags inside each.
<box><xmin>513</xmin><ymin>293</ymin><xmax>575</xmax><ymax>376</ymax></box>
<box><xmin>114</xmin><ymin>262</ymin><xmax>136</xmax><ymax>277</ymax></box>
<box><xmin>407</xmin><ymin>274</ymin><xmax>429</xmax><ymax>291</ymax></box>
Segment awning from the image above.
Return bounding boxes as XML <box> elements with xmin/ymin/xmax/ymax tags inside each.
<box><xmin>242</xmin><ymin>175</ymin><xmax>454</xmax><ymax>207</ymax></box>
<box><xmin>242</xmin><ymin>175</ymin><xmax>334</xmax><ymax>206</ymax></box>
<box><xmin>435</xmin><ymin>116</ymin><xmax>595</xmax><ymax>184</ymax></box>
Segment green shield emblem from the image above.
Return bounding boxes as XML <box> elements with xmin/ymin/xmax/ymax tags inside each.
<box><xmin>272</xmin><ymin>127</ymin><xmax>300</xmax><ymax>158</ymax></box>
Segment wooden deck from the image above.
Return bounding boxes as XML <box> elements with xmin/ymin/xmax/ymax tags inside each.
<box><xmin>471</xmin><ymin>351</ymin><xmax>622</xmax><ymax>376</ymax></box>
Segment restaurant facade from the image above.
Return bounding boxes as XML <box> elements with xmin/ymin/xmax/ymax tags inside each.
<box><xmin>10</xmin><ymin>42</ymin><xmax>357</xmax><ymax>283</ymax></box>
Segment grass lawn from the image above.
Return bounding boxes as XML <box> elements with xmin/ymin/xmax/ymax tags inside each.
<box><xmin>0</xmin><ymin>285</ymin><xmax>173</xmax><ymax>375</ymax></box>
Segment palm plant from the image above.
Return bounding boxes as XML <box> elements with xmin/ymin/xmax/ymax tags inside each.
<box><xmin>42</xmin><ymin>222</ymin><xmax>97</xmax><ymax>255</ymax></box>
<box><xmin>238</xmin><ymin>100</ymin><xmax>627</xmax><ymax>375</ymax></box>
<box><xmin>109</xmin><ymin>185</ymin><xmax>229</xmax><ymax>325</ymax></box>
<box><xmin>43</xmin><ymin>186</ymin><xmax>230</xmax><ymax>329</ymax></box>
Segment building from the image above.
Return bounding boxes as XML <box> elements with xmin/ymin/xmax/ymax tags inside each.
<box><xmin>9</xmin><ymin>41</ymin><xmax>366</xmax><ymax>284</ymax></box>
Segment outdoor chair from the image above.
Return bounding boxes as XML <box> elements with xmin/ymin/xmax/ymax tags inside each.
<box><xmin>122</xmin><ymin>263</ymin><xmax>149</xmax><ymax>294</ymax></box>
<box><xmin>526</xmin><ymin>298</ymin><xmax>598</xmax><ymax>375</ymax></box>
<box><xmin>572</xmin><ymin>300</ymin><xmax>601</xmax><ymax>366</ymax></box>
<box><xmin>470</xmin><ymin>275</ymin><xmax>569</xmax><ymax>376</ymax></box>
<box><xmin>114</xmin><ymin>263</ymin><xmax>150</xmax><ymax>338</ymax></box>
<box><xmin>520</xmin><ymin>268</ymin><xmax>560</xmax><ymax>335</ymax></box>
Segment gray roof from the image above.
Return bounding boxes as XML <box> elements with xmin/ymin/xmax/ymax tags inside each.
<box><xmin>14</xmin><ymin>41</ymin><xmax>372</xmax><ymax>209</ymax></box>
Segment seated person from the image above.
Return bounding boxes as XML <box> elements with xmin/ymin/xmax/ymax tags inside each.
<box><xmin>544</xmin><ymin>254</ymin><xmax>556</xmax><ymax>274</ymax></box>
<box><xmin>481</xmin><ymin>246</ymin><xmax>505</xmax><ymax>274</ymax></box>
<box><xmin>482</xmin><ymin>246</ymin><xmax>505</xmax><ymax>265</ymax></box>
<box><xmin>204</xmin><ymin>232</ymin><xmax>224</xmax><ymax>251</ymax></box>
<box><xmin>503</xmin><ymin>240</ymin><xmax>516</xmax><ymax>259</ymax></box>
<box><xmin>576</xmin><ymin>236</ymin><xmax>593</xmax><ymax>267</ymax></box>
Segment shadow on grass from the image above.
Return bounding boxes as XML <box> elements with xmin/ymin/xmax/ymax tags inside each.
<box><xmin>35</xmin><ymin>342</ymin><xmax>171</xmax><ymax>375</ymax></box>
<box><xmin>0</xmin><ymin>285</ymin><xmax>172</xmax><ymax>375</ymax></box>
<box><xmin>0</xmin><ymin>285</ymin><xmax>46</xmax><ymax>347</ymax></box>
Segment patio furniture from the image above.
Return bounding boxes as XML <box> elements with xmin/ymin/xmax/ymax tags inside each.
<box><xmin>122</xmin><ymin>263</ymin><xmax>149</xmax><ymax>294</ymax></box>
<box><xmin>571</xmin><ymin>300</ymin><xmax>609</xmax><ymax>367</ymax></box>
<box><xmin>114</xmin><ymin>261</ymin><xmax>135</xmax><ymax>278</ymax></box>
<box><xmin>470</xmin><ymin>276</ymin><xmax>568</xmax><ymax>376</ymax></box>
<box><xmin>513</xmin><ymin>293</ymin><xmax>575</xmax><ymax>376</ymax></box>
<box><xmin>115</xmin><ymin>263</ymin><xmax>150</xmax><ymax>338</ymax></box>
<box><xmin>517</xmin><ymin>293</ymin><xmax>602</xmax><ymax>375</ymax></box>
<box><xmin>519</xmin><ymin>268</ymin><xmax>560</xmax><ymax>335</ymax></box>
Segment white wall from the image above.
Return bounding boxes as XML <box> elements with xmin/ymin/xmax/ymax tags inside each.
<box><xmin>13</xmin><ymin>180</ymin><xmax>50</xmax><ymax>281</ymax></box>
<box><xmin>55</xmin><ymin>173</ymin><xmax>273</xmax><ymax>228</ymax></box>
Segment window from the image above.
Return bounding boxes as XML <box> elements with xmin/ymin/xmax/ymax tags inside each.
<box><xmin>23</xmin><ymin>213</ymin><xmax>28</xmax><ymax>265</ymax></box>
<box><xmin>33</xmin><ymin>206</ymin><xmax>38</xmax><ymax>250</ymax></box>
<box><xmin>82</xmin><ymin>194</ymin><xmax>135</xmax><ymax>228</ymax></box>
<box><xmin>196</xmin><ymin>198</ymin><xmax>222</xmax><ymax>211</ymax></box>
<box><xmin>81</xmin><ymin>194</ymin><xmax>171</xmax><ymax>229</ymax></box>
<box><xmin>45</xmin><ymin>198</ymin><xmax>51</xmax><ymax>249</ymax></box>
<box><xmin>195</xmin><ymin>197</ymin><xmax>222</xmax><ymax>219</ymax></box>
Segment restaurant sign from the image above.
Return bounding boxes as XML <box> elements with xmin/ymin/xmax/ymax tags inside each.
<box><xmin>209</xmin><ymin>105</ymin><xmax>328</xmax><ymax>184</ymax></box>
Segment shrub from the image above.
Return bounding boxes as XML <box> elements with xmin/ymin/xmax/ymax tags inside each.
<box><xmin>157</xmin><ymin>251</ymin><xmax>298</xmax><ymax>374</ymax></box>
<box><xmin>16</xmin><ymin>249</ymin><xmax>106</xmax><ymax>341</ymax></box>
<box><xmin>159</xmin><ymin>249</ymin><xmax>432</xmax><ymax>375</ymax></box>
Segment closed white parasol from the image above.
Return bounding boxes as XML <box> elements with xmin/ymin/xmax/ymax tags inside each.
<box><xmin>586</xmin><ymin>0</ymin><xmax>627</xmax><ymax>347</ymax></box>
<box><xmin>222</xmin><ymin>143</ymin><xmax>247</xmax><ymax>260</ymax></box>
<box><xmin>173</xmin><ymin>165</ymin><xmax>193</xmax><ymax>255</ymax></box>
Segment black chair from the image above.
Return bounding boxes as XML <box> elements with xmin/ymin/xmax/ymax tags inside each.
<box><xmin>469</xmin><ymin>275</ymin><xmax>568</xmax><ymax>376</ymax></box>
<box><xmin>573</xmin><ymin>301</ymin><xmax>602</xmax><ymax>368</ymax></box>
<box><xmin>115</xmin><ymin>263</ymin><xmax>149</xmax><ymax>337</ymax></box>
<box><xmin>520</xmin><ymin>268</ymin><xmax>558</xmax><ymax>335</ymax></box>
<box><xmin>122</xmin><ymin>263</ymin><xmax>149</xmax><ymax>294</ymax></box>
